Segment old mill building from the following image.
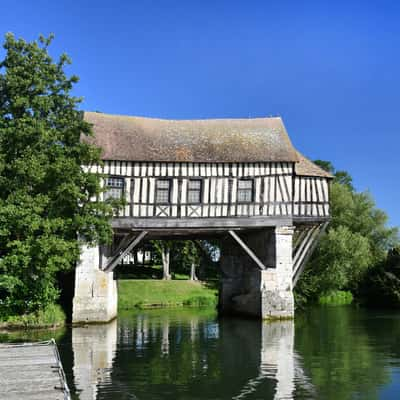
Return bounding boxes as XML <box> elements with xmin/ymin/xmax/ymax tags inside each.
<box><xmin>72</xmin><ymin>112</ymin><xmax>332</xmax><ymax>323</ymax></box>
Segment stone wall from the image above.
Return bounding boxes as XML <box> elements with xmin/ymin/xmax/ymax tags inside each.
<box><xmin>219</xmin><ymin>226</ymin><xmax>294</xmax><ymax>319</ymax></box>
<box><xmin>72</xmin><ymin>244</ymin><xmax>118</xmax><ymax>323</ymax></box>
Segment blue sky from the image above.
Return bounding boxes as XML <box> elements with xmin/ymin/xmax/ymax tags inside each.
<box><xmin>1</xmin><ymin>0</ymin><xmax>399</xmax><ymax>227</ymax></box>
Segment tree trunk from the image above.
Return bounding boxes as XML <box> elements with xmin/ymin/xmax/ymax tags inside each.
<box><xmin>190</xmin><ymin>262</ymin><xmax>198</xmax><ymax>281</ymax></box>
<box><xmin>162</xmin><ymin>247</ymin><xmax>171</xmax><ymax>280</ymax></box>
<box><xmin>133</xmin><ymin>250</ymin><xmax>137</xmax><ymax>265</ymax></box>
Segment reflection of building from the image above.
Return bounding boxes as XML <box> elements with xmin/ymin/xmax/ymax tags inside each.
<box><xmin>72</xmin><ymin>320</ymin><xmax>117</xmax><ymax>400</ymax></box>
<box><xmin>262</xmin><ymin>321</ymin><xmax>295</xmax><ymax>399</ymax></box>
<box><xmin>70</xmin><ymin>312</ymin><xmax>314</xmax><ymax>399</ymax></box>
<box><xmin>232</xmin><ymin>320</ymin><xmax>314</xmax><ymax>400</ymax></box>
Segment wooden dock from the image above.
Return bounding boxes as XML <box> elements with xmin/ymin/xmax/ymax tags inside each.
<box><xmin>0</xmin><ymin>339</ymin><xmax>71</xmax><ymax>400</ymax></box>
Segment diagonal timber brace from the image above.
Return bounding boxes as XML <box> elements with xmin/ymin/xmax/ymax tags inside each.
<box><xmin>228</xmin><ymin>230</ymin><xmax>267</xmax><ymax>270</ymax></box>
<box><xmin>292</xmin><ymin>222</ymin><xmax>328</xmax><ymax>287</ymax></box>
<box><xmin>103</xmin><ymin>231</ymin><xmax>148</xmax><ymax>272</ymax></box>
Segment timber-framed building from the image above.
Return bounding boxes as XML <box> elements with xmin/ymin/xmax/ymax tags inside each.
<box><xmin>73</xmin><ymin>112</ymin><xmax>332</xmax><ymax>322</ymax></box>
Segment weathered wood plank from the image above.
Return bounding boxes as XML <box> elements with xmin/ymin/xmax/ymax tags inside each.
<box><xmin>0</xmin><ymin>340</ymin><xmax>70</xmax><ymax>400</ymax></box>
<box><xmin>113</xmin><ymin>216</ymin><xmax>293</xmax><ymax>230</ymax></box>
<box><xmin>229</xmin><ymin>230</ymin><xmax>267</xmax><ymax>270</ymax></box>
<box><xmin>104</xmin><ymin>230</ymin><xmax>148</xmax><ymax>272</ymax></box>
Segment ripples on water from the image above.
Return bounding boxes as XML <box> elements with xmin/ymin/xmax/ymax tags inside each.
<box><xmin>1</xmin><ymin>306</ymin><xmax>400</xmax><ymax>399</ymax></box>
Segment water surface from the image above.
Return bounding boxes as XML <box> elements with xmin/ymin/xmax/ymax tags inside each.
<box><xmin>1</xmin><ymin>306</ymin><xmax>400</xmax><ymax>399</ymax></box>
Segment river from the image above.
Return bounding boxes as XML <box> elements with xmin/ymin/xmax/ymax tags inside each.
<box><xmin>1</xmin><ymin>306</ymin><xmax>400</xmax><ymax>399</ymax></box>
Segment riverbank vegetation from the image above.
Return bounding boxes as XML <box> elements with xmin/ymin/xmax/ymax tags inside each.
<box><xmin>318</xmin><ymin>290</ymin><xmax>353</xmax><ymax>306</ymax></box>
<box><xmin>0</xmin><ymin>303</ymin><xmax>65</xmax><ymax>329</ymax></box>
<box><xmin>118</xmin><ymin>280</ymin><xmax>218</xmax><ymax>310</ymax></box>
<box><xmin>295</xmin><ymin>161</ymin><xmax>399</xmax><ymax>308</ymax></box>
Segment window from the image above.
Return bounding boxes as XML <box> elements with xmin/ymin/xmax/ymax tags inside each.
<box><xmin>187</xmin><ymin>179</ymin><xmax>202</xmax><ymax>203</ymax></box>
<box><xmin>237</xmin><ymin>179</ymin><xmax>253</xmax><ymax>202</ymax></box>
<box><xmin>104</xmin><ymin>176</ymin><xmax>124</xmax><ymax>200</ymax></box>
<box><xmin>156</xmin><ymin>179</ymin><xmax>171</xmax><ymax>203</ymax></box>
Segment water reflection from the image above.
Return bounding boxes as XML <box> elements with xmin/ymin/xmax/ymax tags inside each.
<box><xmin>230</xmin><ymin>320</ymin><xmax>314</xmax><ymax>400</ymax></box>
<box><xmin>71</xmin><ymin>309</ymin><xmax>310</xmax><ymax>399</ymax></box>
<box><xmin>72</xmin><ymin>319</ymin><xmax>117</xmax><ymax>400</ymax></box>
<box><xmin>2</xmin><ymin>306</ymin><xmax>400</xmax><ymax>399</ymax></box>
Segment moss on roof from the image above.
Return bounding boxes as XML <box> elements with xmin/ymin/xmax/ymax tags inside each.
<box><xmin>295</xmin><ymin>151</ymin><xmax>334</xmax><ymax>178</ymax></box>
<box><xmin>83</xmin><ymin>112</ymin><xmax>331</xmax><ymax>178</ymax></box>
<box><xmin>84</xmin><ymin>112</ymin><xmax>299</xmax><ymax>163</ymax></box>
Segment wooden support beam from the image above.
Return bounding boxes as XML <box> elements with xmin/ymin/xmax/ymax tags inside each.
<box><xmin>113</xmin><ymin>232</ymin><xmax>137</xmax><ymax>257</ymax></box>
<box><xmin>103</xmin><ymin>231</ymin><xmax>148</xmax><ymax>272</ymax></box>
<box><xmin>228</xmin><ymin>230</ymin><xmax>267</xmax><ymax>271</ymax></box>
<box><xmin>293</xmin><ymin>226</ymin><xmax>317</xmax><ymax>267</ymax></box>
<box><xmin>293</xmin><ymin>227</ymin><xmax>309</xmax><ymax>255</ymax></box>
<box><xmin>292</xmin><ymin>222</ymin><xmax>328</xmax><ymax>287</ymax></box>
<box><xmin>293</xmin><ymin>225</ymin><xmax>320</xmax><ymax>279</ymax></box>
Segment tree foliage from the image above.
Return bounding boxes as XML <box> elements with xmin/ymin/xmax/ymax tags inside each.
<box><xmin>360</xmin><ymin>245</ymin><xmax>400</xmax><ymax>308</ymax></box>
<box><xmin>151</xmin><ymin>240</ymin><xmax>201</xmax><ymax>279</ymax></box>
<box><xmin>0</xmin><ymin>34</ymin><xmax>114</xmax><ymax>316</ymax></box>
<box><xmin>296</xmin><ymin>161</ymin><xmax>399</xmax><ymax>305</ymax></box>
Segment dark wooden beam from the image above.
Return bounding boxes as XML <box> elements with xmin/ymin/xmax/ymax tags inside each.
<box><xmin>112</xmin><ymin>216</ymin><xmax>293</xmax><ymax>230</ymax></box>
<box><xmin>293</xmin><ymin>226</ymin><xmax>317</xmax><ymax>268</ymax></box>
<box><xmin>293</xmin><ymin>216</ymin><xmax>331</xmax><ymax>224</ymax></box>
<box><xmin>103</xmin><ymin>231</ymin><xmax>148</xmax><ymax>272</ymax></box>
<box><xmin>228</xmin><ymin>230</ymin><xmax>267</xmax><ymax>271</ymax></box>
<box><xmin>292</xmin><ymin>222</ymin><xmax>328</xmax><ymax>287</ymax></box>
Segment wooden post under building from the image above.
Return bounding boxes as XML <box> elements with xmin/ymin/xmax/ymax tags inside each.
<box><xmin>72</xmin><ymin>112</ymin><xmax>332</xmax><ymax>322</ymax></box>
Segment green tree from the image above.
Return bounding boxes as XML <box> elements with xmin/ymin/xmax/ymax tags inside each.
<box><xmin>0</xmin><ymin>34</ymin><xmax>114</xmax><ymax>316</ymax></box>
<box><xmin>151</xmin><ymin>240</ymin><xmax>202</xmax><ymax>280</ymax></box>
<box><xmin>296</xmin><ymin>162</ymin><xmax>399</xmax><ymax>305</ymax></box>
<box><xmin>151</xmin><ymin>240</ymin><xmax>174</xmax><ymax>280</ymax></box>
<box><xmin>307</xmin><ymin>226</ymin><xmax>372</xmax><ymax>292</ymax></box>
<box><xmin>360</xmin><ymin>245</ymin><xmax>400</xmax><ymax>308</ymax></box>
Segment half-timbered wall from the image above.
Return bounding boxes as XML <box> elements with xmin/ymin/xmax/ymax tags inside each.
<box><xmin>85</xmin><ymin>161</ymin><xmax>329</xmax><ymax>219</ymax></box>
<box><xmin>293</xmin><ymin>176</ymin><xmax>330</xmax><ymax>218</ymax></box>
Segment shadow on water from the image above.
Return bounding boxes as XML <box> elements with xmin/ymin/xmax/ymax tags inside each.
<box><xmin>2</xmin><ymin>306</ymin><xmax>400</xmax><ymax>399</ymax></box>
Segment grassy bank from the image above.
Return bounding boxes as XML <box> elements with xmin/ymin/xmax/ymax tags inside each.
<box><xmin>0</xmin><ymin>304</ymin><xmax>66</xmax><ymax>330</ymax></box>
<box><xmin>118</xmin><ymin>279</ymin><xmax>218</xmax><ymax>310</ymax></box>
<box><xmin>318</xmin><ymin>290</ymin><xmax>353</xmax><ymax>306</ymax></box>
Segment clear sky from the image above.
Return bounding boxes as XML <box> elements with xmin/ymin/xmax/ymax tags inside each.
<box><xmin>1</xmin><ymin>0</ymin><xmax>399</xmax><ymax>227</ymax></box>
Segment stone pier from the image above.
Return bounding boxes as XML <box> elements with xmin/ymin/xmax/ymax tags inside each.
<box><xmin>72</xmin><ymin>244</ymin><xmax>118</xmax><ymax>324</ymax></box>
<box><xmin>219</xmin><ymin>226</ymin><xmax>294</xmax><ymax>319</ymax></box>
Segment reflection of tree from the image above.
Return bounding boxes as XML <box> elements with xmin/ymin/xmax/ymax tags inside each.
<box><xmin>113</xmin><ymin>310</ymin><xmax>265</xmax><ymax>399</ymax></box>
<box><xmin>295</xmin><ymin>307</ymin><xmax>391</xmax><ymax>400</ymax></box>
<box><xmin>112</xmin><ymin>310</ymin><xmax>314</xmax><ymax>400</ymax></box>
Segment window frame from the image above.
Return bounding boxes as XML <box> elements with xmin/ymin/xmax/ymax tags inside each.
<box><xmin>155</xmin><ymin>178</ymin><xmax>172</xmax><ymax>204</ymax></box>
<box><xmin>187</xmin><ymin>178</ymin><xmax>203</xmax><ymax>204</ymax></box>
<box><xmin>104</xmin><ymin>176</ymin><xmax>125</xmax><ymax>201</ymax></box>
<box><xmin>237</xmin><ymin>178</ymin><xmax>254</xmax><ymax>203</ymax></box>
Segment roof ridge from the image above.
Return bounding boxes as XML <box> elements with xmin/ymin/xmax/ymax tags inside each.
<box><xmin>84</xmin><ymin>111</ymin><xmax>282</xmax><ymax>123</ymax></box>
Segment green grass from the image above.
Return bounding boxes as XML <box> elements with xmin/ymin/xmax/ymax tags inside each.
<box><xmin>0</xmin><ymin>303</ymin><xmax>66</xmax><ymax>330</ymax></box>
<box><xmin>118</xmin><ymin>279</ymin><xmax>218</xmax><ymax>310</ymax></box>
<box><xmin>318</xmin><ymin>290</ymin><xmax>354</xmax><ymax>306</ymax></box>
